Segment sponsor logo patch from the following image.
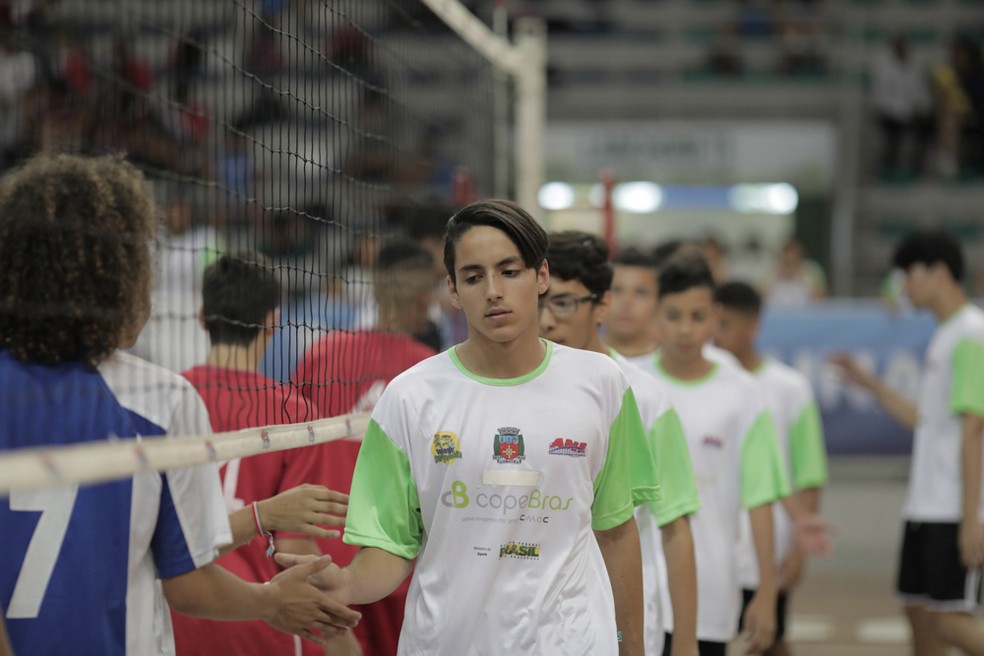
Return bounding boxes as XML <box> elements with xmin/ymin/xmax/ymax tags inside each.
<box><xmin>702</xmin><ymin>435</ymin><xmax>724</xmax><ymax>449</ymax></box>
<box><xmin>431</xmin><ymin>431</ymin><xmax>463</xmax><ymax>464</ymax></box>
<box><xmin>499</xmin><ymin>541</ymin><xmax>541</xmax><ymax>560</ymax></box>
<box><xmin>548</xmin><ymin>437</ymin><xmax>587</xmax><ymax>458</ymax></box>
<box><xmin>493</xmin><ymin>426</ymin><xmax>526</xmax><ymax>464</ymax></box>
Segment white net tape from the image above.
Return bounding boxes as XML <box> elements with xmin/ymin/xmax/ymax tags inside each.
<box><xmin>0</xmin><ymin>413</ymin><xmax>370</xmax><ymax>496</ymax></box>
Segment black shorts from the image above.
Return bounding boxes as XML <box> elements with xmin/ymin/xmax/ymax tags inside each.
<box><xmin>897</xmin><ymin>520</ymin><xmax>982</xmax><ymax>611</ymax></box>
<box><xmin>739</xmin><ymin>589</ymin><xmax>788</xmax><ymax>641</ymax></box>
<box><xmin>661</xmin><ymin>633</ymin><xmax>726</xmax><ymax>656</ymax></box>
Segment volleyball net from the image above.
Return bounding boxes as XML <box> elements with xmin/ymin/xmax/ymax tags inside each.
<box><xmin>0</xmin><ymin>0</ymin><xmax>545</xmax><ymax>495</ymax></box>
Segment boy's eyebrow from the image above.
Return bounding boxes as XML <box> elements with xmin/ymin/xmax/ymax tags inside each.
<box><xmin>457</xmin><ymin>256</ymin><xmax>523</xmax><ymax>273</ymax></box>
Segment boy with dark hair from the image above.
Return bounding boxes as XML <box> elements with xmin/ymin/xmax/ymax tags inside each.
<box><xmin>645</xmin><ymin>252</ymin><xmax>789</xmax><ymax>655</ymax></box>
<box><xmin>173</xmin><ymin>251</ymin><xmax>359</xmax><ymax>656</ymax></box>
<box><xmin>282</xmin><ymin>199</ymin><xmax>656</xmax><ymax>655</ymax></box>
<box><xmin>293</xmin><ymin>240</ymin><xmax>437</xmax><ymax>656</ymax></box>
<box><xmin>715</xmin><ymin>281</ymin><xmax>829</xmax><ymax>656</ymax></box>
<box><xmin>0</xmin><ymin>155</ymin><xmax>358</xmax><ymax>655</ymax></box>
<box><xmin>608</xmin><ymin>248</ymin><xmax>662</xmax><ymax>360</ymax></box>
<box><xmin>833</xmin><ymin>229</ymin><xmax>984</xmax><ymax>655</ymax></box>
<box><xmin>540</xmin><ymin>231</ymin><xmax>701</xmax><ymax>656</ymax></box>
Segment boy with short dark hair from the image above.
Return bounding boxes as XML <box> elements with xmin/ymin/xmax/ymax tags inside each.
<box><xmin>282</xmin><ymin>199</ymin><xmax>656</xmax><ymax>655</ymax></box>
<box><xmin>833</xmin><ymin>229</ymin><xmax>984</xmax><ymax>655</ymax></box>
<box><xmin>173</xmin><ymin>251</ymin><xmax>358</xmax><ymax>656</ymax></box>
<box><xmin>640</xmin><ymin>252</ymin><xmax>789</xmax><ymax>655</ymax></box>
<box><xmin>540</xmin><ymin>231</ymin><xmax>700</xmax><ymax>656</ymax></box>
<box><xmin>715</xmin><ymin>281</ymin><xmax>828</xmax><ymax>656</ymax></box>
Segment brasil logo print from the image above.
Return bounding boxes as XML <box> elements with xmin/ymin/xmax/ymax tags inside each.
<box><xmin>431</xmin><ymin>431</ymin><xmax>463</xmax><ymax>464</ymax></box>
<box><xmin>499</xmin><ymin>541</ymin><xmax>541</xmax><ymax>560</ymax></box>
<box><xmin>493</xmin><ymin>426</ymin><xmax>525</xmax><ymax>464</ymax></box>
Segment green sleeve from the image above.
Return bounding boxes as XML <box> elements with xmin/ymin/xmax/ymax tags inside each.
<box><xmin>740</xmin><ymin>411</ymin><xmax>791</xmax><ymax>509</ymax></box>
<box><xmin>789</xmin><ymin>401</ymin><xmax>828</xmax><ymax>490</ymax></box>
<box><xmin>950</xmin><ymin>338</ymin><xmax>984</xmax><ymax>417</ymax></box>
<box><xmin>342</xmin><ymin>419</ymin><xmax>424</xmax><ymax>560</ymax></box>
<box><xmin>592</xmin><ymin>388</ymin><xmax>645</xmax><ymax>531</ymax></box>
<box><xmin>646</xmin><ymin>408</ymin><xmax>701</xmax><ymax>527</ymax></box>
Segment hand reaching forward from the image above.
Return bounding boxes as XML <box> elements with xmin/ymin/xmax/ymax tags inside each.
<box><xmin>740</xmin><ymin>592</ymin><xmax>776</xmax><ymax>655</ymax></box>
<box><xmin>263</xmin><ymin>556</ymin><xmax>361</xmax><ymax>645</ymax></box>
<box><xmin>259</xmin><ymin>484</ymin><xmax>349</xmax><ymax>540</ymax></box>
<box><xmin>793</xmin><ymin>512</ymin><xmax>836</xmax><ymax>558</ymax></box>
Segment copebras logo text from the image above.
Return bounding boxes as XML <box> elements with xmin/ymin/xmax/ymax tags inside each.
<box><xmin>441</xmin><ymin>480</ymin><xmax>573</xmax><ymax>525</ymax></box>
<box><xmin>499</xmin><ymin>541</ymin><xmax>541</xmax><ymax>560</ymax></box>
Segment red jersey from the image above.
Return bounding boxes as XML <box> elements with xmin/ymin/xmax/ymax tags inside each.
<box><xmin>293</xmin><ymin>330</ymin><xmax>436</xmax><ymax>419</ymax></box>
<box><xmin>171</xmin><ymin>366</ymin><xmax>324</xmax><ymax>656</ymax></box>
<box><xmin>294</xmin><ymin>331</ymin><xmax>435</xmax><ymax>656</ymax></box>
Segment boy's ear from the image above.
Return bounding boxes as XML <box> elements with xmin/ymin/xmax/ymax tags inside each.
<box><xmin>537</xmin><ymin>260</ymin><xmax>550</xmax><ymax>295</ymax></box>
<box><xmin>447</xmin><ymin>275</ymin><xmax>461</xmax><ymax>309</ymax></box>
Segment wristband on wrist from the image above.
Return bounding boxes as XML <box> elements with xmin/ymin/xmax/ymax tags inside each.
<box><xmin>251</xmin><ymin>500</ymin><xmax>276</xmax><ymax>557</ymax></box>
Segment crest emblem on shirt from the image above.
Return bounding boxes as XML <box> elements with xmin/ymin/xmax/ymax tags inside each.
<box><xmin>548</xmin><ymin>437</ymin><xmax>587</xmax><ymax>458</ymax></box>
<box><xmin>493</xmin><ymin>426</ymin><xmax>526</xmax><ymax>464</ymax></box>
<box><xmin>431</xmin><ymin>431</ymin><xmax>463</xmax><ymax>465</ymax></box>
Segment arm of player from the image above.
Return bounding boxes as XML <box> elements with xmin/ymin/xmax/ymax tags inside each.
<box><xmin>221</xmin><ymin>485</ymin><xmax>349</xmax><ymax>556</ymax></box>
<box><xmin>595</xmin><ymin>517</ymin><xmax>645</xmax><ymax>656</ymax></box>
<box><xmin>660</xmin><ymin>516</ymin><xmax>699</xmax><ymax>656</ymax></box>
<box><xmin>0</xmin><ymin>607</ymin><xmax>13</xmax><ymax>656</ymax></box>
<box><xmin>828</xmin><ymin>353</ymin><xmax>917</xmax><ymax>429</ymax></box>
<box><xmin>960</xmin><ymin>414</ymin><xmax>984</xmax><ymax>569</ymax></box>
<box><xmin>162</xmin><ymin>557</ymin><xmax>362</xmax><ymax>645</ymax></box>
<box><xmin>277</xmin><ymin>546</ymin><xmax>413</xmax><ymax>607</ymax></box>
<box><xmin>274</xmin><ymin>537</ymin><xmax>364</xmax><ymax>656</ymax></box>
<box><xmin>779</xmin><ymin>487</ymin><xmax>823</xmax><ymax>591</ymax></box>
<box><xmin>742</xmin><ymin>504</ymin><xmax>777</xmax><ymax>655</ymax></box>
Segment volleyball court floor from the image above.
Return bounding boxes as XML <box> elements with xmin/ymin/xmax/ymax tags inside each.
<box><xmin>728</xmin><ymin>456</ymin><xmax>975</xmax><ymax>655</ymax></box>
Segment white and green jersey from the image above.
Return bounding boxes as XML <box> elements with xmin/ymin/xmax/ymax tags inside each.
<box><xmin>904</xmin><ymin>304</ymin><xmax>984</xmax><ymax>522</ymax></box>
<box><xmin>343</xmin><ymin>340</ymin><xmax>657</xmax><ymax>656</ymax></box>
<box><xmin>632</xmin><ymin>352</ymin><xmax>789</xmax><ymax>642</ymax></box>
<box><xmin>737</xmin><ymin>358</ymin><xmax>828</xmax><ymax>589</ymax></box>
<box><xmin>613</xmin><ymin>352</ymin><xmax>700</xmax><ymax>656</ymax></box>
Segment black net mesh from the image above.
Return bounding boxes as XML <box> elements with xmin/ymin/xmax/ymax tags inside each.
<box><xmin>1</xmin><ymin>0</ymin><xmax>508</xmax><ymax>426</ymax></box>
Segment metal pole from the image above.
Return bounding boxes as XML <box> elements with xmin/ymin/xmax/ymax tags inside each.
<box><xmin>513</xmin><ymin>17</ymin><xmax>547</xmax><ymax>221</ymax></box>
<box><xmin>492</xmin><ymin>0</ymin><xmax>510</xmax><ymax>199</ymax></box>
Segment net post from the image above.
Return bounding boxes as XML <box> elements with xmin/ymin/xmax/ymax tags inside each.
<box><xmin>513</xmin><ymin>17</ymin><xmax>547</xmax><ymax>222</ymax></box>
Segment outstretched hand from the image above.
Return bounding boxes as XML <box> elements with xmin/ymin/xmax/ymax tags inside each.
<box><xmin>264</xmin><ymin>555</ymin><xmax>361</xmax><ymax>646</ymax></box>
<box><xmin>828</xmin><ymin>353</ymin><xmax>877</xmax><ymax>390</ymax></box>
<box><xmin>259</xmin><ymin>484</ymin><xmax>349</xmax><ymax>539</ymax></box>
<box><xmin>793</xmin><ymin>512</ymin><xmax>836</xmax><ymax>558</ymax></box>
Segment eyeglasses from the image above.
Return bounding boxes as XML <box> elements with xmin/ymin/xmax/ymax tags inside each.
<box><xmin>538</xmin><ymin>293</ymin><xmax>599</xmax><ymax>318</ymax></box>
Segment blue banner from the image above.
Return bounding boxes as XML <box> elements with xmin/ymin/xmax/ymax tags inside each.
<box><xmin>758</xmin><ymin>302</ymin><xmax>937</xmax><ymax>455</ymax></box>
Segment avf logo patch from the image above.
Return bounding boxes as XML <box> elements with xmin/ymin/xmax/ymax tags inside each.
<box><xmin>548</xmin><ymin>438</ymin><xmax>587</xmax><ymax>458</ymax></box>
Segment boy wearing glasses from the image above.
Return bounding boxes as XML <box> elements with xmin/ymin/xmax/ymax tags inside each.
<box><xmin>281</xmin><ymin>200</ymin><xmax>658</xmax><ymax>655</ymax></box>
<box><xmin>539</xmin><ymin>231</ymin><xmax>701</xmax><ymax>656</ymax></box>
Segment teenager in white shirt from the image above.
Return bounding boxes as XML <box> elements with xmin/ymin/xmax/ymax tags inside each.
<box><xmin>281</xmin><ymin>200</ymin><xmax>655</xmax><ymax>655</ymax></box>
<box><xmin>638</xmin><ymin>252</ymin><xmax>788</xmax><ymax>655</ymax></box>
<box><xmin>540</xmin><ymin>232</ymin><xmax>700</xmax><ymax>656</ymax></box>
<box><xmin>832</xmin><ymin>230</ymin><xmax>984</xmax><ymax>656</ymax></box>
<box><xmin>715</xmin><ymin>281</ymin><xmax>829</xmax><ymax>656</ymax></box>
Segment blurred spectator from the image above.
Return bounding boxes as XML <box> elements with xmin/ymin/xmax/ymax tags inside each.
<box><xmin>765</xmin><ymin>237</ymin><xmax>827</xmax><ymax>308</ymax></box>
<box><xmin>933</xmin><ymin>38</ymin><xmax>984</xmax><ymax>178</ymax></box>
<box><xmin>699</xmin><ymin>234</ymin><xmax>729</xmax><ymax>284</ymax></box>
<box><xmin>777</xmin><ymin>20</ymin><xmax>826</xmax><ymax>77</ymax></box>
<box><xmin>0</xmin><ymin>30</ymin><xmax>37</xmax><ymax>168</ymax></box>
<box><xmin>130</xmin><ymin>199</ymin><xmax>221</xmax><ymax>373</ymax></box>
<box><xmin>870</xmin><ymin>36</ymin><xmax>932</xmax><ymax>178</ymax></box>
<box><xmin>347</xmin><ymin>232</ymin><xmax>383</xmax><ymax>329</ymax></box>
<box><xmin>169</xmin><ymin>30</ymin><xmax>205</xmax><ymax>105</ymax></box>
<box><xmin>405</xmin><ymin>201</ymin><xmax>464</xmax><ymax>350</ymax></box>
<box><xmin>707</xmin><ymin>33</ymin><xmax>744</xmax><ymax>77</ymax></box>
<box><xmin>729</xmin><ymin>235</ymin><xmax>774</xmax><ymax>290</ymax></box>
